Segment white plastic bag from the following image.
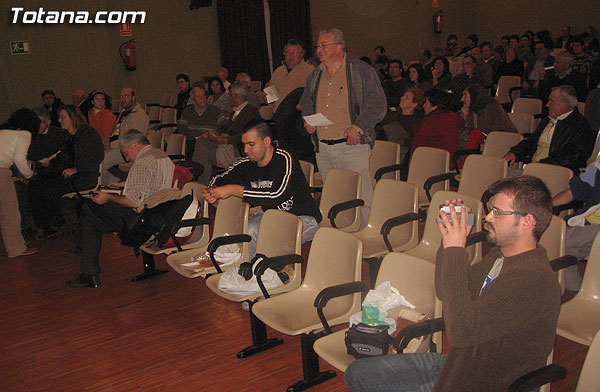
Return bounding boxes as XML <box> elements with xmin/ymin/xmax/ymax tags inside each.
<box><xmin>217</xmin><ymin>256</ymin><xmax>284</xmax><ymax>296</ymax></box>
<box><xmin>349</xmin><ymin>281</ymin><xmax>415</xmax><ymax>334</ymax></box>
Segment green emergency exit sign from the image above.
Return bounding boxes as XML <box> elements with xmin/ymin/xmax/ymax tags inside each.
<box><xmin>10</xmin><ymin>41</ymin><xmax>30</xmax><ymax>54</ymax></box>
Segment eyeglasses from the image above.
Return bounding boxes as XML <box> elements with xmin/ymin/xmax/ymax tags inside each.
<box><xmin>314</xmin><ymin>42</ymin><xmax>340</xmax><ymax>50</ymax></box>
<box><xmin>486</xmin><ymin>202</ymin><xmax>526</xmax><ymax>218</ymax></box>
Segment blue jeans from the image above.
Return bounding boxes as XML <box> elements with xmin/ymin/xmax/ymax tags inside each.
<box><xmin>344</xmin><ymin>353</ymin><xmax>446</xmax><ymax>392</ymax></box>
<box><xmin>248</xmin><ymin>210</ymin><xmax>319</xmax><ymax>258</ymax></box>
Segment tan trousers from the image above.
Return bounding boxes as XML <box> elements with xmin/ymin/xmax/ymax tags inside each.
<box><xmin>0</xmin><ymin>168</ymin><xmax>27</xmax><ymax>257</ymax></box>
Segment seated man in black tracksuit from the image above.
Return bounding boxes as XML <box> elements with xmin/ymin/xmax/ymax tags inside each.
<box><xmin>204</xmin><ymin>120</ymin><xmax>321</xmax><ymax>257</ymax></box>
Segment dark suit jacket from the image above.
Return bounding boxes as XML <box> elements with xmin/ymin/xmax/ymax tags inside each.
<box><xmin>222</xmin><ymin>102</ymin><xmax>260</xmax><ymax>147</ymax></box>
<box><xmin>509</xmin><ymin>108</ymin><xmax>595</xmax><ymax>175</ymax></box>
<box><xmin>523</xmin><ymin>56</ymin><xmax>554</xmax><ymax>82</ymax></box>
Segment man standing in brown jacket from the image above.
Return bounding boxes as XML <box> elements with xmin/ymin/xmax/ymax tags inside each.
<box><xmin>345</xmin><ymin>175</ymin><xmax>561</xmax><ymax>391</ymax></box>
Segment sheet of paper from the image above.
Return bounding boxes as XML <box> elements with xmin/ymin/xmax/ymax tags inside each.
<box><xmin>38</xmin><ymin>150</ymin><xmax>61</xmax><ymax>164</ymax></box>
<box><xmin>303</xmin><ymin>113</ymin><xmax>333</xmax><ymax>127</ymax></box>
<box><xmin>263</xmin><ymin>86</ymin><xmax>280</xmax><ymax>104</ymax></box>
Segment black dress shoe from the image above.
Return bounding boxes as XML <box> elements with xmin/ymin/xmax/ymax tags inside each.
<box><xmin>65</xmin><ymin>274</ymin><xmax>101</xmax><ymax>288</ymax></box>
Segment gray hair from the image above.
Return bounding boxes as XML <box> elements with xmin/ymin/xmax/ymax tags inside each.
<box><xmin>319</xmin><ymin>28</ymin><xmax>346</xmax><ymax>51</ymax></box>
<box><xmin>32</xmin><ymin>106</ymin><xmax>50</xmax><ymax>119</ymax></box>
<box><xmin>190</xmin><ymin>86</ymin><xmax>206</xmax><ymax>97</ymax></box>
<box><xmin>119</xmin><ymin>129</ymin><xmax>150</xmax><ymax>148</ymax></box>
<box><xmin>229</xmin><ymin>82</ymin><xmax>248</xmax><ymax>100</ymax></box>
<box><xmin>235</xmin><ymin>73</ymin><xmax>252</xmax><ymax>88</ymax></box>
<box><xmin>555</xmin><ymin>51</ymin><xmax>574</xmax><ymax>67</ymax></box>
<box><xmin>553</xmin><ymin>85</ymin><xmax>578</xmax><ymax>108</ymax></box>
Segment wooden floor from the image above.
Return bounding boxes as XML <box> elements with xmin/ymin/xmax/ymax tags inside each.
<box><xmin>0</xmin><ymin>201</ymin><xmax>591</xmax><ymax>392</ymax></box>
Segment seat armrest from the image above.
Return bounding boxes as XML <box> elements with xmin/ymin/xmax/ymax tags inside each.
<box><xmin>149</xmin><ymin>120</ymin><xmax>161</xmax><ymax>125</ymax></box>
<box><xmin>160</xmin><ymin>105</ymin><xmax>176</xmax><ymax>109</ymax></box>
<box><xmin>550</xmin><ymin>255</ymin><xmax>578</xmax><ymax>272</ymax></box>
<box><xmin>309</xmin><ymin>186</ymin><xmax>322</xmax><ymax>194</ymax></box>
<box><xmin>327</xmin><ymin>199</ymin><xmax>365</xmax><ymax>228</ymax></box>
<box><xmin>380</xmin><ymin>212</ymin><xmax>420</xmax><ymax>252</ymax></box>
<box><xmin>424</xmin><ymin>172</ymin><xmax>455</xmax><ymax>201</ymax></box>
<box><xmin>452</xmin><ymin>149</ymin><xmax>481</xmax><ymax>174</ymax></box>
<box><xmin>552</xmin><ymin>200</ymin><xmax>584</xmax><ymax>216</ymax></box>
<box><xmin>314</xmin><ymin>281</ymin><xmax>369</xmax><ymax>333</ymax></box>
<box><xmin>507</xmin><ymin>86</ymin><xmax>522</xmax><ymax>106</ymax></box>
<box><xmin>507</xmin><ymin>364</ymin><xmax>566</xmax><ymax>392</ymax></box>
<box><xmin>374</xmin><ymin>164</ymin><xmax>403</xmax><ymax>182</ymax></box>
<box><xmin>207</xmin><ymin>234</ymin><xmax>252</xmax><ymax>274</ymax></box>
<box><xmin>168</xmin><ymin>154</ymin><xmax>185</xmax><ymax>161</ymax></box>
<box><xmin>254</xmin><ymin>254</ymin><xmax>303</xmax><ymax>298</ymax></box>
<box><xmin>165</xmin><ymin>217</ymin><xmax>211</xmax><ymax>252</ymax></box>
<box><xmin>392</xmin><ymin>317</ymin><xmax>445</xmax><ymax>353</ymax></box>
<box><xmin>158</xmin><ymin>123</ymin><xmax>178</xmax><ymax>130</ymax></box>
<box><xmin>465</xmin><ymin>230</ymin><xmax>488</xmax><ymax>247</ymax></box>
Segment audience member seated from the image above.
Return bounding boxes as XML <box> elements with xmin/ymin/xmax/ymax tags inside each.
<box><xmin>207</xmin><ymin>77</ymin><xmax>231</xmax><ymax>112</ymax></box>
<box><xmin>450</xmin><ymin>55</ymin><xmax>485</xmax><ymax>97</ymax></box>
<box><xmin>481</xmin><ymin>41</ymin><xmax>501</xmax><ymax>78</ymax></box>
<box><xmin>504</xmin><ymin>85</ymin><xmax>595</xmax><ymax>175</ymax></box>
<box><xmin>456</xmin><ymin>33</ymin><xmax>478</xmax><ymax>58</ymax></box>
<box><xmin>205</xmin><ymin>120</ymin><xmax>321</xmax><ymax>258</ymax></box>
<box><xmin>522</xmin><ymin>40</ymin><xmax>554</xmax><ymax>97</ymax></box>
<box><xmin>411</xmin><ymin>89</ymin><xmax>465</xmax><ymax>167</ymax></box>
<box><xmin>459</xmin><ymin>85</ymin><xmax>517</xmax><ymax>148</ymax></box>
<box><xmin>418</xmin><ymin>49</ymin><xmax>434</xmax><ymax>81</ymax></box>
<box><xmin>261</xmin><ymin>39</ymin><xmax>314</xmax><ymax>119</ymax></box>
<box><xmin>41</xmin><ymin>89</ymin><xmax>63</xmax><ymax>127</ymax></box>
<box><xmin>345</xmin><ymin>176</ymin><xmax>561</xmax><ymax>392</ymax></box>
<box><xmin>102</xmin><ymin>88</ymin><xmax>149</xmax><ymax>184</ymax></box>
<box><xmin>431</xmin><ymin>56</ymin><xmax>453</xmax><ymax>91</ymax></box>
<box><xmin>72</xmin><ymin>90</ymin><xmax>86</xmax><ymax>108</ymax></box>
<box><xmin>271</xmin><ymin>87</ymin><xmax>316</xmax><ymax>165</ymax></box>
<box><xmin>388</xmin><ymin>87</ymin><xmax>425</xmax><ymax>167</ymax></box>
<box><xmin>470</xmin><ymin>46</ymin><xmax>493</xmax><ymax>88</ymax></box>
<box><xmin>553</xmin><ymin>163</ymin><xmax>600</xmax><ymax>293</ymax></box>
<box><xmin>445</xmin><ymin>34</ymin><xmax>458</xmax><ymax>57</ymax></box>
<box><xmin>570</xmin><ymin>37</ymin><xmax>593</xmax><ymax>79</ymax></box>
<box><xmin>175</xmin><ymin>73</ymin><xmax>192</xmax><ymax>119</ymax></box>
<box><xmin>493</xmin><ymin>47</ymin><xmax>524</xmax><ymax>85</ymax></box>
<box><xmin>216</xmin><ymin>67</ymin><xmax>231</xmax><ymax>90</ymax></box>
<box><xmin>177</xmin><ymin>86</ymin><xmax>223</xmax><ymax>160</ymax></box>
<box><xmin>556</xmin><ymin>25</ymin><xmax>574</xmax><ymax>50</ymax></box>
<box><xmin>28</xmin><ymin>107</ymin><xmax>69</xmax><ymax>179</ymax></box>
<box><xmin>29</xmin><ymin>105</ymin><xmax>103</xmax><ymax>238</ymax></box>
<box><xmin>87</xmin><ymin>91</ymin><xmax>116</xmax><ymax>149</ymax></box>
<box><xmin>66</xmin><ymin>130</ymin><xmax>175</xmax><ymax>289</ymax></box>
<box><xmin>374</xmin><ymin>55</ymin><xmax>391</xmax><ymax>81</ymax></box>
<box><xmin>234</xmin><ymin>72</ymin><xmax>262</xmax><ymax>109</ymax></box>
<box><xmin>382</xmin><ymin>59</ymin><xmax>409</xmax><ymax>108</ymax></box>
<box><xmin>538</xmin><ymin>51</ymin><xmax>588</xmax><ymax>103</ymax></box>
<box><xmin>0</xmin><ymin>108</ymin><xmax>40</xmax><ymax>258</ymax></box>
<box><xmin>193</xmin><ymin>82</ymin><xmax>260</xmax><ymax>184</ymax></box>
<box><xmin>406</xmin><ymin>63</ymin><xmax>433</xmax><ymax>93</ymax></box>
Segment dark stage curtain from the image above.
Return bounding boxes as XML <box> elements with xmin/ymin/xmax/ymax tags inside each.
<box><xmin>216</xmin><ymin>0</ymin><xmax>270</xmax><ymax>84</ymax></box>
<box><xmin>216</xmin><ymin>0</ymin><xmax>312</xmax><ymax>85</ymax></box>
<box><xmin>268</xmin><ymin>0</ymin><xmax>313</xmax><ymax>72</ymax></box>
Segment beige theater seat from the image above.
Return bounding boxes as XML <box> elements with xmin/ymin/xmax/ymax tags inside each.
<box><xmin>557</xmin><ymin>231</ymin><xmax>600</xmax><ymax>346</ymax></box>
<box><xmin>495</xmin><ymin>75</ymin><xmax>521</xmax><ymax>106</ymax></box>
<box><xmin>166</xmin><ymin>196</ymin><xmax>249</xmax><ymax>278</ymax></box>
<box><xmin>538</xmin><ymin>215</ymin><xmax>567</xmax><ymax>294</ymax></box>
<box><xmin>205</xmin><ymin>209</ymin><xmax>302</xmax><ymax>302</ymax></box>
<box><xmin>575</xmin><ymin>328</ymin><xmax>600</xmax><ymax>391</ymax></box>
<box><xmin>482</xmin><ymin>131</ymin><xmax>524</xmax><ymax>158</ymax></box>
<box><xmin>313</xmin><ymin>252</ymin><xmax>441</xmax><ymax>373</ymax></box>
<box><xmin>508</xmin><ymin>112</ymin><xmax>536</xmax><ymax>135</ymax></box>
<box><xmin>407</xmin><ymin>147</ymin><xmax>450</xmax><ymax>208</ymax></box>
<box><xmin>299</xmin><ymin>160</ymin><xmax>314</xmax><ymax>187</ymax></box>
<box><xmin>369</xmin><ymin>140</ymin><xmax>401</xmax><ymax>186</ymax></box>
<box><xmin>405</xmin><ymin>190</ymin><xmax>484</xmax><ymax>265</ymax></box>
<box><xmin>246</xmin><ymin>228</ymin><xmax>363</xmax><ymax>391</ymax></box>
<box><xmin>318</xmin><ymin>168</ymin><xmax>362</xmax><ymax>232</ymax></box>
<box><xmin>523</xmin><ymin>162</ymin><xmax>573</xmax><ymax>197</ymax></box>
<box><xmin>329</xmin><ymin>180</ymin><xmax>419</xmax><ymax>287</ymax></box>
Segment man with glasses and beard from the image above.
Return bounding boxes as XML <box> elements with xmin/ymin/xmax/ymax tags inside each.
<box><xmin>345</xmin><ymin>175</ymin><xmax>561</xmax><ymax>392</ymax></box>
